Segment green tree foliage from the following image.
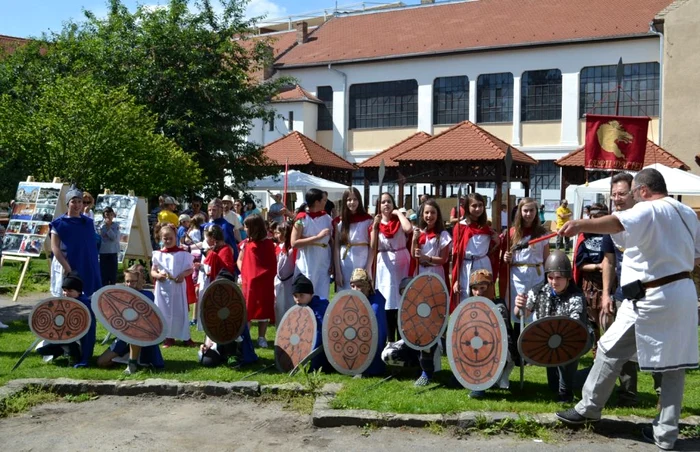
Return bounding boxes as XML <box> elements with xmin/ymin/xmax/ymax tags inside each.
<box><xmin>0</xmin><ymin>0</ymin><xmax>287</xmax><ymax>199</ymax></box>
<box><xmin>0</xmin><ymin>76</ymin><xmax>202</xmax><ymax>197</ymax></box>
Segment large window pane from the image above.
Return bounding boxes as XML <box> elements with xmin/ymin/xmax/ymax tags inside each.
<box><xmin>317</xmin><ymin>86</ymin><xmax>333</xmax><ymax>131</ymax></box>
<box><xmin>579</xmin><ymin>62</ymin><xmax>659</xmax><ymax>117</ymax></box>
<box><xmin>349</xmin><ymin>80</ymin><xmax>418</xmax><ymax>129</ymax></box>
<box><xmin>477</xmin><ymin>73</ymin><xmax>513</xmax><ymax>123</ymax></box>
<box><xmin>433</xmin><ymin>76</ymin><xmax>469</xmax><ymax>125</ymax></box>
<box><xmin>521</xmin><ymin>69</ymin><xmax>562</xmax><ymax>121</ymax></box>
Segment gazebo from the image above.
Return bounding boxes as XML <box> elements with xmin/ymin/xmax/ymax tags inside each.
<box><xmin>389</xmin><ymin>121</ymin><xmax>538</xmax><ymax>231</ymax></box>
<box><xmin>555</xmin><ymin>140</ymin><xmax>691</xmax><ymax>199</ymax></box>
<box><xmin>261</xmin><ymin>131</ymin><xmax>356</xmax><ymax>185</ymax></box>
<box><xmin>358</xmin><ymin>132</ymin><xmax>432</xmax><ymax>210</ymax></box>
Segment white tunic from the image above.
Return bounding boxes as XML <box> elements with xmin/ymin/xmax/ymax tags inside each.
<box><xmin>336</xmin><ymin>219</ymin><xmax>373</xmax><ymax>291</ymax></box>
<box><xmin>152</xmin><ymin>250</ymin><xmax>194</xmax><ymax>340</ymax></box>
<box><xmin>600</xmin><ymin>198</ymin><xmax>700</xmax><ymax>372</ymax></box>
<box><xmin>458</xmin><ymin>221</ymin><xmax>492</xmax><ymax>302</ymax></box>
<box><xmin>274</xmin><ymin>245</ymin><xmax>295</xmax><ymax>325</ymax></box>
<box><xmin>294</xmin><ymin>213</ymin><xmax>332</xmax><ymax>300</ymax></box>
<box><xmin>507</xmin><ymin>235</ymin><xmax>547</xmax><ymax>323</ymax></box>
<box><xmin>376</xmin><ymin>227</ymin><xmax>411</xmax><ymax>310</ymax></box>
<box><xmin>417</xmin><ymin>230</ymin><xmax>452</xmax><ymax>280</ymax></box>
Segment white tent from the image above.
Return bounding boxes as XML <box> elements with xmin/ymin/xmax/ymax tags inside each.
<box><xmin>247</xmin><ymin>170</ymin><xmax>349</xmax><ymax>211</ymax></box>
<box><xmin>567</xmin><ymin>164</ymin><xmax>700</xmax><ymax>219</ymax></box>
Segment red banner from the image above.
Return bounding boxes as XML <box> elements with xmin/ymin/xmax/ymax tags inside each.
<box><xmin>584</xmin><ymin>115</ymin><xmax>649</xmax><ymax>171</ymax></box>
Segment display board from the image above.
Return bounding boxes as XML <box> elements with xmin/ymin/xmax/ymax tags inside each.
<box><xmin>94</xmin><ymin>194</ymin><xmax>152</xmax><ymax>262</ymax></box>
<box><xmin>2</xmin><ymin>181</ymin><xmax>67</xmax><ymax>257</ymax></box>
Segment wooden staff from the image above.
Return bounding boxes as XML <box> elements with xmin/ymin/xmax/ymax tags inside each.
<box><xmin>371</xmin><ymin>159</ymin><xmax>386</xmax><ymax>282</ymax></box>
<box><xmin>283</xmin><ymin>157</ymin><xmax>289</xmax><ymax>208</ymax></box>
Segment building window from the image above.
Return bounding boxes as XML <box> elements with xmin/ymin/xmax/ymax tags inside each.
<box><xmin>349</xmin><ymin>80</ymin><xmax>418</xmax><ymax>129</ymax></box>
<box><xmin>433</xmin><ymin>76</ymin><xmax>469</xmax><ymax>125</ymax></box>
<box><xmin>268</xmin><ymin>118</ymin><xmax>274</xmax><ymax>132</ymax></box>
<box><xmin>477</xmin><ymin>72</ymin><xmax>513</xmax><ymax>123</ymax></box>
<box><xmin>521</xmin><ymin>69</ymin><xmax>562</xmax><ymax>121</ymax></box>
<box><xmin>530</xmin><ymin>160</ymin><xmax>560</xmax><ymax>201</ymax></box>
<box><xmin>317</xmin><ymin>86</ymin><xmax>333</xmax><ymax>131</ymax></box>
<box><xmin>288</xmin><ymin>111</ymin><xmax>293</xmax><ymax>131</ymax></box>
<box><xmin>579</xmin><ymin>62</ymin><xmax>660</xmax><ymax>117</ymax></box>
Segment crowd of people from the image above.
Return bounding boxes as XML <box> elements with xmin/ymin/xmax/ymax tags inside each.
<box><xmin>20</xmin><ymin>167</ymin><xmax>700</xmax><ymax>451</ymax></box>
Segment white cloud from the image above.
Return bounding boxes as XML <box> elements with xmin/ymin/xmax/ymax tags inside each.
<box><xmin>245</xmin><ymin>0</ymin><xmax>288</xmax><ymax>21</ymax></box>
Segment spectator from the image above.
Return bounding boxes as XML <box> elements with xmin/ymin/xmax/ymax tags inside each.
<box><xmin>221</xmin><ymin>195</ymin><xmax>243</xmax><ymax>243</ymax></box>
<box><xmin>555</xmin><ymin>199</ymin><xmax>573</xmax><ymax>252</ymax></box>
<box><xmin>183</xmin><ymin>196</ymin><xmax>208</xmax><ymax>222</ymax></box>
<box><xmin>98</xmin><ymin>206</ymin><xmax>120</xmax><ymax>286</ymax></box>
<box><xmin>449</xmin><ymin>197</ymin><xmax>466</xmax><ymax>226</ymax></box>
<box><xmin>82</xmin><ymin>192</ymin><xmax>95</xmax><ymax>219</ymax></box>
<box><xmin>322</xmin><ymin>191</ymin><xmax>336</xmax><ymax>218</ymax></box>
<box><xmin>158</xmin><ymin>196</ymin><xmax>179</xmax><ymax>226</ymax></box>
<box><xmin>267</xmin><ymin>192</ymin><xmax>287</xmax><ymax>225</ymax></box>
<box><xmin>500</xmin><ymin>203</ymin><xmax>508</xmax><ymax>232</ymax></box>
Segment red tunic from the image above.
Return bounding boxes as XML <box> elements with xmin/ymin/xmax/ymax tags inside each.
<box><xmin>240</xmin><ymin>238</ymin><xmax>277</xmax><ymax>323</ymax></box>
<box><xmin>203</xmin><ymin>244</ymin><xmax>236</xmax><ymax>281</ymax></box>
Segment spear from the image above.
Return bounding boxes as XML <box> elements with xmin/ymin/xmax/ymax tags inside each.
<box><xmin>283</xmin><ymin>157</ymin><xmax>289</xmax><ymax>208</ymax></box>
<box><xmin>12</xmin><ymin>338</ymin><xmax>40</xmax><ymax>372</ymax></box>
<box><xmin>371</xmin><ymin>159</ymin><xmax>386</xmax><ymax>282</ymax></box>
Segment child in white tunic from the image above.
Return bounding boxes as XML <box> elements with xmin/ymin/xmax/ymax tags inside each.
<box><xmin>274</xmin><ymin>221</ymin><xmax>295</xmax><ymax>324</ymax></box>
<box><xmin>411</xmin><ymin>199</ymin><xmax>452</xmax><ymax>280</ymax></box>
<box><xmin>151</xmin><ymin>224</ymin><xmax>195</xmax><ymax>348</ymax></box>
<box><xmin>334</xmin><ymin>187</ymin><xmax>373</xmax><ymax>290</ymax></box>
<box><xmin>371</xmin><ymin>192</ymin><xmax>413</xmax><ymax>342</ymax></box>
<box><xmin>500</xmin><ymin>198</ymin><xmax>549</xmax><ymax>328</ymax></box>
<box><xmin>291</xmin><ymin>189</ymin><xmax>333</xmax><ymax>300</ymax></box>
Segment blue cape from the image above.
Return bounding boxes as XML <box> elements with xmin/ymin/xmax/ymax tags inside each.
<box><xmin>50</xmin><ymin>214</ymin><xmax>102</xmax><ymax>297</ymax></box>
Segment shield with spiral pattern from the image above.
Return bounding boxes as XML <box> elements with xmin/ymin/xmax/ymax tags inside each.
<box><xmin>92</xmin><ymin>286</ymin><xmax>167</xmax><ymax>346</ymax></box>
<box><xmin>199</xmin><ymin>279</ymin><xmax>247</xmax><ymax>345</ymax></box>
<box><xmin>275</xmin><ymin>305</ymin><xmax>318</xmax><ymax>373</ymax></box>
<box><xmin>323</xmin><ymin>290</ymin><xmax>379</xmax><ymax>376</ymax></box>
<box><xmin>447</xmin><ymin>296</ymin><xmax>508</xmax><ymax>391</ymax></box>
<box><xmin>29</xmin><ymin>297</ymin><xmax>92</xmax><ymax>344</ymax></box>
<box><xmin>399</xmin><ymin>273</ymin><xmax>449</xmax><ymax>350</ymax></box>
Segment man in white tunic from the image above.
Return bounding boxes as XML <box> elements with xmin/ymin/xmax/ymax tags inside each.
<box><xmin>555</xmin><ymin>168</ymin><xmax>700</xmax><ymax>451</ymax></box>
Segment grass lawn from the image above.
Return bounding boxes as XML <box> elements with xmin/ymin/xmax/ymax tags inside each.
<box><xmin>2</xmin><ymin>316</ymin><xmax>699</xmax><ymax>418</ymax></box>
<box><xmin>0</xmin><ymin>257</ymin><xmax>51</xmax><ymax>294</ymax></box>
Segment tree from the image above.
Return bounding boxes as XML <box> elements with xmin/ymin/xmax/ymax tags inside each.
<box><xmin>0</xmin><ymin>75</ymin><xmax>202</xmax><ymax>197</ymax></box>
<box><xmin>0</xmin><ymin>0</ymin><xmax>288</xmax><ymax>198</ymax></box>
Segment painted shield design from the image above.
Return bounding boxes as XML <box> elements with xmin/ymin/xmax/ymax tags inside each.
<box><xmin>92</xmin><ymin>286</ymin><xmax>167</xmax><ymax>347</ymax></box>
<box><xmin>447</xmin><ymin>296</ymin><xmax>508</xmax><ymax>391</ymax></box>
<box><xmin>323</xmin><ymin>290</ymin><xmax>379</xmax><ymax>376</ymax></box>
<box><xmin>29</xmin><ymin>297</ymin><xmax>92</xmax><ymax>344</ymax></box>
<box><xmin>199</xmin><ymin>279</ymin><xmax>247</xmax><ymax>345</ymax></box>
<box><xmin>518</xmin><ymin>316</ymin><xmax>592</xmax><ymax>367</ymax></box>
<box><xmin>399</xmin><ymin>274</ymin><xmax>449</xmax><ymax>350</ymax></box>
<box><xmin>275</xmin><ymin>305</ymin><xmax>317</xmax><ymax>373</ymax></box>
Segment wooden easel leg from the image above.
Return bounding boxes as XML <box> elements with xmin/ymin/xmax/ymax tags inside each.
<box><xmin>13</xmin><ymin>258</ymin><xmax>31</xmax><ymax>302</ymax></box>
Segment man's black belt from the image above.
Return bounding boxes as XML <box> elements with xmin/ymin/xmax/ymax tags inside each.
<box><xmin>642</xmin><ymin>271</ymin><xmax>692</xmax><ymax>289</ymax></box>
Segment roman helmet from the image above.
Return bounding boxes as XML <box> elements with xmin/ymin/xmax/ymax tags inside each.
<box><xmin>544</xmin><ymin>250</ymin><xmax>572</xmax><ymax>276</ymax></box>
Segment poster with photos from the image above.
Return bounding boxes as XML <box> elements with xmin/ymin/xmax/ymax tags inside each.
<box><xmin>94</xmin><ymin>194</ymin><xmax>137</xmax><ymax>263</ymax></box>
<box><xmin>2</xmin><ymin>182</ymin><xmax>65</xmax><ymax>257</ymax></box>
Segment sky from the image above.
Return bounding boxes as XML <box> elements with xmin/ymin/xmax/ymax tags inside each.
<box><xmin>0</xmin><ymin>0</ymin><xmax>422</xmax><ymax>38</ymax></box>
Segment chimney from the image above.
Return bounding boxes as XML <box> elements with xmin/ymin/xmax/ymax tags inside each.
<box><xmin>421</xmin><ymin>0</ymin><xmax>435</xmax><ymax>4</ymax></box>
<box><xmin>296</xmin><ymin>21</ymin><xmax>308</xmax><ymax>44</ymax></box>
<box><xmin>261</xmin><ymin>43</ymin><xmax>274</xmax><ymax>80</ymax></box>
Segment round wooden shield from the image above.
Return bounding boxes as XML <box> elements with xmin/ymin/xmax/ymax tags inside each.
<box><xmin>199</xmin><ymin>279</ymin><xmax>247</xmax><ymax>345</ymax></box>
<box><xmin>274</xmin><ymin>305</ymin><xmax>317</xmax><ymax>373</ymax></box>
<box><xmin>29</xmin><ymin>297</ymin><xmax>92</xmax><ymax>344</ymax></box>
<box><xmin>447</xmin><ymin>296</ymin><xmax>508</xmax><ymax>391</ymax></box>
<box><xmin>92</xmin><ymin>286</ymin><xmax>167</xmax><ymax>347</ymax></box>
<box><xmin>399</xmin><ymin>273</ymin><xmax>449</xmax><ymax>350</ymax></box>
<box><xmin>323</xmin><ymin>290</ymin><xmax>379</xmax><ymax>376</ymax></box>
<box><xmin>518</xmin><ymin>316</ymin><xmax>592</xmax><ymax>367</ymax></box>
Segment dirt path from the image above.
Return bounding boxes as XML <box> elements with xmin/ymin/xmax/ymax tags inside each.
<box><xmin>0</xmin><ymin>395</ymin><xmax>686</xmax><ymax>451</ymax></box>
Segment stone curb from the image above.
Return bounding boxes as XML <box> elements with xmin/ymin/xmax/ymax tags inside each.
<box><xmin>4</xmin><ymin>379</ymin><xmax>700</xmax><ymax>433</ymax></box>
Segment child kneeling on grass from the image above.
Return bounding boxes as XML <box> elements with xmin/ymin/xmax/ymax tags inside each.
<box><xmin>348</xmin><ymin>268</ymin><xmax>387</xmax><ymax>378</ymax></box>
<box><xmin>96</xmin><ymin>265</ymin><xmax>164</xmax><ymax>375</ymax></box>
<box><xmin>466</xmin><ymin>269</ymin><xmax>517</xmax><ymax>398</ymax></box>
<box><xmin>36</xmin><ymin>271</ymin><xmax>96</xmax><ymax>368</ymax></box>
<box><xmin>291</xmin><ymin>273</ymin><xmax>331</xmax><ymax>372</ymax></box>
<box><xmin>515</xmin><ymin>250</ymin><xmax>588</xmax><ymax>403</ymax></box>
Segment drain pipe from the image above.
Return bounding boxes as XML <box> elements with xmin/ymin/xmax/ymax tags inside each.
<box><xmin>649</xmin><ymin>21</ymin><xmax>664</xmax><ymax>145</ymax></box>
<box><xmin>328</xmin><ymin>63</ymin><xmax>348</xmax><ymax>159</ymax></box>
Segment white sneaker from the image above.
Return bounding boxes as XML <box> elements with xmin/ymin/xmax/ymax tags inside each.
<box><xmin>257</xmin><ymin>337</ymin><xmax>268</xmax><ymax>348</ymax></box>
<box><xmin>0</xmin><ymin>320</ymin><xmax>8</xmax><ymax>329</ymax></box>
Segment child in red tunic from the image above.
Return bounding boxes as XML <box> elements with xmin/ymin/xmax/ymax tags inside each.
<box><xmin>237</xmin><ymin>214</ymin><xmax>277</xmax><ymax>348</ymax></box>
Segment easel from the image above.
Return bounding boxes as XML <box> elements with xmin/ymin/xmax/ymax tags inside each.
<box><xmin>1</xmin><ymin>176</ymin><xmax>67</xmax><ymax>300</ymax></box>
<box><xmin>121</xmin><ymin>191</ymin><xmax>153</xmax><ymax>270</ymax></box>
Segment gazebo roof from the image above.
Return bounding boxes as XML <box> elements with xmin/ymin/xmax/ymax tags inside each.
<box><xmin>555</xmin><ymin>140</ymin><xmax>690</xmax><ymax>170</ymax></box>
<box><xmin>262</xmin><ymin>131</ymin><xmax>355</xmax><ymax>170</ymax></box>
<box><xmin>393</xmin><ymin>121</ymin><xmax>538</xmax><ymax>164</ymax></box>
<box><xmin>359</xmin><ymin>132</ymin><xmax>432</xmax><ymax>168</ymax></box>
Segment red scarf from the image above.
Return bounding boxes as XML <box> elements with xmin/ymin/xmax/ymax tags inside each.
<box><xmin>379</xmin><ymin>217</ymin><xmax>401</xmax><ymax>239</ymax></box>
<box><xmin>161</xmin><ymin>246</ymin><xmax>182</xmax><ymax>253</ymax></box>
<box><xmin>418</xmin><ymin>228</ymin><xmax>437</xmax><ymax>246</ymax></box>
<box><xmin>332</xmin><ymin>212</ymin><xmax>372</xmax><ymax>227</ymax></box>
<box><xmin>295</xmin><ymin>210</ymin><xmax>327</xmax><ymax>221</ymax></box>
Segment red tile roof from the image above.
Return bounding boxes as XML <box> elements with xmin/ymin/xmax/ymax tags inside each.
<box><xmin>0</xmin><ymin>34</ymin><xmax>29</xmax><ymax>56</ymax></box>
<box><xmin>555</xmin><ymin>140</ymin><xmax>690</xmax><ymax>170</ymax></box>
<box><xmin>359</xmin><ymin>132</ymin><xmax>432</xmax><ymax>168</ymax></box>
<box><xmin>272</xmin><ymin>85</ymin><xmax>321</xmax><ymax>103</ymax></box>
<box><xmin>263</xmin><ymin>131</ymin><xmax>355</xmax><ymax>170</ymax></box>
<box><xmin>393</xmin><ymin>121</ymin><xmax>538</xmax><ymax>164</ymax></box>
<box><xmin>276</xmin><ymin>0</ymin><xmax>673</xmax><ymax>67</ymax></box>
